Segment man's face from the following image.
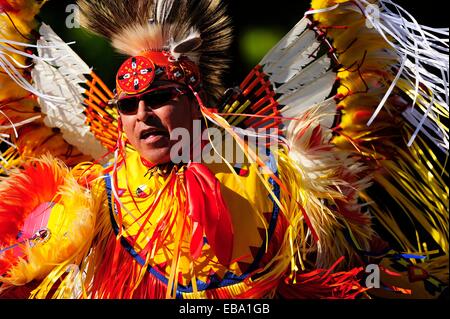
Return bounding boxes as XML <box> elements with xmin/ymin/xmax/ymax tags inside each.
<box><xmin>119</xmin><ymin>85</ymin><xmax>199</xmax><ymax>165</ymax></box>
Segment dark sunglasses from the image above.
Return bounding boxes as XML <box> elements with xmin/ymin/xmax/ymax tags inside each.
<box><xmin>116</xmin><ymin>86</ymin><xmax>189</xmax><ymax>115</ymax></box>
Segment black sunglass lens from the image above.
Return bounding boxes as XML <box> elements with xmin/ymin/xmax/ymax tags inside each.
<box><xmin>117</xmin><ymin>98</ymin><xmax>138</xmax><ymax>114</ymax></box>
<box><xmin>143</xmin><ymin>89</ymin><xmax>177</xmax><ymax>108</ymax></box>
<box><xmin>117</xmin><ymin>88</ymin><xmax>184</xmax><ymax>113</ymax></box>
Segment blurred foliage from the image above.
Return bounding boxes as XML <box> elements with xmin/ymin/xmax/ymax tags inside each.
<box><xmin>238</xmin><ymin>27</ymin><xmax>285</xmax><ymax>69</ymax></box>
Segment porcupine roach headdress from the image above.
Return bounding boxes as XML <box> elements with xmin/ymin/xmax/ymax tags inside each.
<box><xmin>77</xmin><ymin>0</ymin><xmax>233</xmax><ymax>101</ymax></box>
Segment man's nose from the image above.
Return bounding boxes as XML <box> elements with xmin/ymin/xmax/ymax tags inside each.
<box><xmin>136</xmin><ymin>100</ymin><xmax>153</xmax><ymax>121</ymax></box>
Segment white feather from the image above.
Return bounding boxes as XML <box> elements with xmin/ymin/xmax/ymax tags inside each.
<box><xmin>275</xmin><ymin>55</ymin><xmax>331</xmax><ymax>93</ymax></box>
<box><xmin>37</xmin><ymin>24</ymin><xmax>91</xmax><ymax>81</ymax></box>
<box><xmin>283</xmin><ymin>98</ymin><xmax>337</xmax><ymax>132</ymax></box>
<box><xmin>31</xmin><ymin>24</ymin><xmax>108</xmax><ymax>160</ymax></box>
<box><xmin>278</xmin><ymin>71</ymin><xmax>336</xmax><ymax>119</ymax></box>
<box><xmin>256</xmin><ymin>15</ymin><xmax>336</xmax><ymax>127</ymax></box>
<box><xmin>311</xmin><ymin>98</ymin><xmax>337</xmax><ymax>129</ymax></box>
<box><xmin>264</xmin><ymin>30</ymin><xmax>319</xmax><ymax>78</ymax></box>
<box><xmin>260</xmin><ymin>18</ymin><xmax>310</xmax><ymax>67</ymax></box>
<box><xmin>169</xmin><ymin>28</ymin><xmax>202</xmax><ymax>62</ymax></box>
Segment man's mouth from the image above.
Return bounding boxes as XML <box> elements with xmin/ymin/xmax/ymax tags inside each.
<box><xmin>140</xmin><ymin>128</ymin><xmax>170</xmax><ymax>141</ymax></box>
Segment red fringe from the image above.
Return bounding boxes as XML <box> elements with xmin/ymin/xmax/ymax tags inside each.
<box><xmin>277</xmin><ymin>258</ymin><xmax>367</xmax><ymax>299</ymax></box>
<box><xmin>90</xmin><ymin>232</ymin><xmax>284</xmax><ymax>299</ymax></box>
<box><xmin>90</xmin><ymin>234</ymin><xmax>168</xmax><ymax>299</ymax></box>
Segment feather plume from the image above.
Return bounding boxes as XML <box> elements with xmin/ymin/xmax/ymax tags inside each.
<box><xmin>254</xmin><ymin>15</ymin><xmax>338</xmax><ymax>129</ymax></box>
<box><xmin>32</xmin><ymin>23</ymin><xmax>108</xmax><ymax>160</ymax></box>
<box><xmin>111</xmin><ymin>24</ymin><xmax>166</xmax><ymax>57</ymax></box>
<box><xmin>77</xmin><ymin>0</ymin><xmax>233</xmax><ymax>101</ymax></box>
<box><xmin>0</xmin><ymin>156</ymin><xmax>96</xmax><ymax>288</ymax></box>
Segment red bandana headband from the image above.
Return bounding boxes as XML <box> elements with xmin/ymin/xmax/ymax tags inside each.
<box><xmin>115</xmin><ymin>50</ymin><xmax>201</xmax><ymax>96</ymax></box>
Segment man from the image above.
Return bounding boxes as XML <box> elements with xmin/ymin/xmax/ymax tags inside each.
<box><xmin>84</xmin><ymin>52</ymin><xmax>294</xmax><ymax>298</ymax></box>
<box><xmin>0</xmin><ymin>0</ymin><xmax>447</xmax><ymax>299</ymax></box>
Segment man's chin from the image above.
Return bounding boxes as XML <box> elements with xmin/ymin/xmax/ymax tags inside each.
<box><xmin>139</xmin><ymin>149</ymin><xmax>171</xmax><ymax>166</ymax></box>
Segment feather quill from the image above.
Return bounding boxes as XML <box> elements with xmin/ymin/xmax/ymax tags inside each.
<box><xmin>32</xmin><ymin>23</ymin><xmax>108</xmax><ymax>160</ymax></box>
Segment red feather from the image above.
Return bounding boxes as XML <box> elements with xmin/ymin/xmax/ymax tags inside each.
<box><xmin>0</xmin><ymin>159</ymin><xmax>65</xmax><ymax>274</ymax></box>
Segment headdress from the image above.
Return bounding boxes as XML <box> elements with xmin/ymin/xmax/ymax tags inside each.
<box><xmin>78</xmin><ymin>0</ymin><xmax>233</xmax><ymax>100</ymax></box>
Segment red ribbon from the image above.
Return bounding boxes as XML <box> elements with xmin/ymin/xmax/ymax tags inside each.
<box><xmin>184</xmin><ymin>163</ymin><xmax>234</xmax><ymax>266</ymax></box>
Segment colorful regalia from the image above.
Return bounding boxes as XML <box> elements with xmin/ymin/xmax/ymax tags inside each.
<box><xmin>0</xmin><ymin>0</ymin><xmax>448</xmax><ymax>299</ymax></box>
